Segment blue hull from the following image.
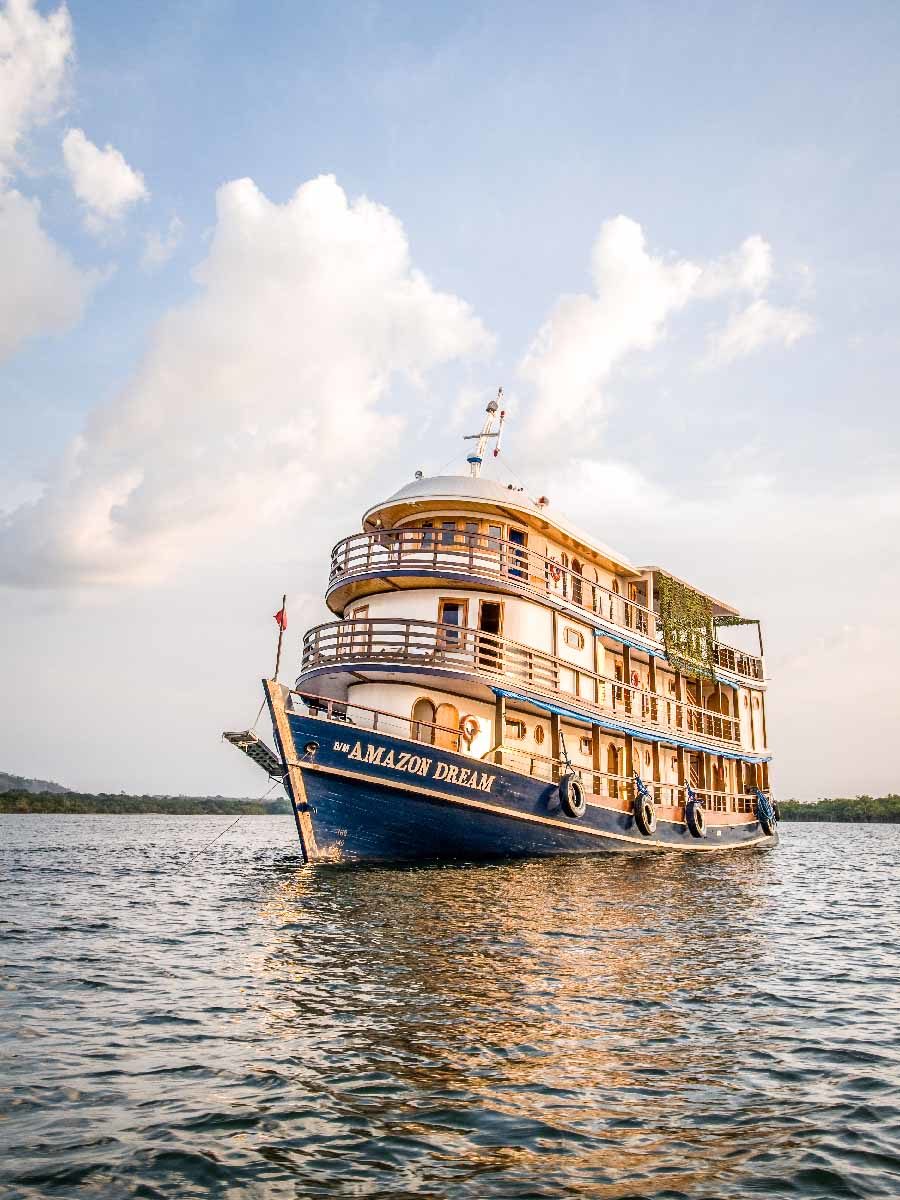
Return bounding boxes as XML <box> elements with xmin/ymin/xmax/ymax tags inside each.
<box><xmin>284</xmin><ymin>714</ymin><xmax>776</xmax><ymax>863</ymax></box>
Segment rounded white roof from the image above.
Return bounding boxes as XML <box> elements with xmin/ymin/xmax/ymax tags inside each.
<box><xmin>363</xmin><ymin>474</ymin><xmax>638</xmax><ymax>573</ymax></box>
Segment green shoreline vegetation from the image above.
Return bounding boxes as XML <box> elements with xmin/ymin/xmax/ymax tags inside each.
<box><xmin>1</xmin><ymin>786</ymin><xmax>898</xmax><ymax>821</ymax></box>
<box><xmin>0</xmin><ymin>790</ymin><xmax>291</xmax><ymax>815</ymax></box>
<box><xmin>777</xmin><ymin>795</ymin><xmax>900</xmax><ymax>823</ymax></box>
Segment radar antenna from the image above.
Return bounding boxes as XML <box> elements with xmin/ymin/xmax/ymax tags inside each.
<box><xmin>463</xmin><ymin>388</ymin><xmax>506</xmax><ymax>478</ymax></box>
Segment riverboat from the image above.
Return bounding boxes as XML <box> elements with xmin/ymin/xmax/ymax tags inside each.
<box><xmin>226</xmin><ymin>396</ymin><xmax>778</xmax><ymax>862</ymax></box>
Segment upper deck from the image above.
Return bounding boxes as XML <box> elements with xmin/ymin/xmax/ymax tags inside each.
<box><xmin>328</xmin><ymin>474</ymin><xmax>765</xmax><ymax>686</ymax></box>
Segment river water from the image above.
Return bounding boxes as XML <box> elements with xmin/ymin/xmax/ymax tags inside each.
<box><xmin>1</xmin><ymin>817</ymin><xmax>899</xmax><ymax>1199</ymax></box>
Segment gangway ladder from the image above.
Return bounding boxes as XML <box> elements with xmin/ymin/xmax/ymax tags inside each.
<box><xmin>222</xmin><ymin>729</ymin><xmax>284</xmax><ymax>780</ymax></box>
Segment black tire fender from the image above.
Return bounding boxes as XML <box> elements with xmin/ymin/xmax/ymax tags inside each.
<box><xmin>559</xmin><ymin>772</ymin><xmax>587</xmax><ymax>819</ymax></box>
<box><xmin>686</xmin><ymin>799</ymin><xmax>707</xmax><ymax>838</ymax></box>
<box><xmin>633</xmin><ymin>795</ymin><xmax>656</xmax><ymax>836</ymax></box>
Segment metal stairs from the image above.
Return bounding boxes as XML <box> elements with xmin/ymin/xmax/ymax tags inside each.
<box><xmin>222</xmin><ymin>730</ymin><xmax>284</xmax><ymax>779</ymax></box>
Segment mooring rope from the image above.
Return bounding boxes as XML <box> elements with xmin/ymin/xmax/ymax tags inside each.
<box><xmin>184</xmin><ymin>779</ymin><xmax>283</xmax><ymax>864</ymax></box>
<box><xmin>186</xmin><ymin>815</ymin><xmax>244</xmax><ymax>864</ymax></box>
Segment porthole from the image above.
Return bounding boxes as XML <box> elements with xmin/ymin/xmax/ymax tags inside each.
<box><xmin>534</xmin><ymin>725</ymin><xmax>545</xmax><ymax>745</ymax></box>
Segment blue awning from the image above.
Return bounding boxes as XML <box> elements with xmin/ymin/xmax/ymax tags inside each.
<box><xmin>491</xmin><ymin>687</ymin><xmax>772</xmax><ymax>764</ymax></box>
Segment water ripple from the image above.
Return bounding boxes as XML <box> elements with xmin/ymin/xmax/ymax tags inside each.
<box><xmin>1</xmin><ymin>816</ymin><xmax>899</xmax><ymax>1198</ymax></box>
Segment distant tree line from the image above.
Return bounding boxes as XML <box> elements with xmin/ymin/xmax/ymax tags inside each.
<box><xmin>779</xmin><ymin>795</ymin><xmax>900</xmax><ymax>823</ymax></box>
<box><xmin>0</xmin><ymin>790</ymin><xmax>291</xmax><ymax>815</ymax></box>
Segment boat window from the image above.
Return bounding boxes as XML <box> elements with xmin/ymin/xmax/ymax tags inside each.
<box><xmin>411</xmin><ymin>698</ymin><xmax>436</xmax><ymax>744</ymax></box>
<box><xmin>580</xmin><ymin>736</ymin><xmax>592</xmax><ymax>755</ymax></box>
<box><xmin>464</xmin><ymin>521</ymin><xmax>479</xmax><ymax>545</ymax></box>
<box><xmin>505</xmin><ymin>718</ymin><xmax>526</xmax><ymax>740</ymax></box>
<box><xmin>508</xmin><ymin>528</ymin><xmax>527</xmax><ymax>579</ymax></box>
<box><xmin>440</xmin><ymin>520</ymin><xmax>457</xmax><ymax>546</ymax></box>
<box><xmin>487</xmin><ymin>524</ymin><xmax>502</xmax><ymax>546</ymax></box>
<box><xmin>534</xmin><ymin>725</ymin><xmax>545</xmax><ymax>745</ymax></box>
<box><xmin>564</xmin><ymin>627</ymin><xmax>585</xmax><ymax>650</ymax></box>
<box><xmin>438</xmin><ymin>598</ymin><xmax>468</xmax><ymax>645</ymax></box>
<box><xmin>421</xmin><ymin>521</ymin><xmax>434</xmax><ymax>546</ymax></box>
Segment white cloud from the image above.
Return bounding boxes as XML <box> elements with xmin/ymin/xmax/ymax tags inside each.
<box><xmin>703</xmin><ymin>299</ymin><xmax>815</xmax><ymax>367</ymax></box>
<box><xmin>0</xmin><ymin>187</ymin><xmax>94</xmax><ymax>361</ymax></box>
<box><xmin>517</xmin><ymin>219</ymin><xmax>809</xmax><ymax>439</ymax></box>
<box><xmin>0</xmin><ymin>0</ymin><xmax>72</xmax><ymax>181</ymax></box>
<box><xmin>62</xmin><ymin>127</ymin><xmax>147</xmax><ymax>230</ymax></box>
<box><xmin>141</xmin><ymin>214</ymin><xmax>183</xmax><ymax>270</ymax></box>
<box><xmin>695</xmin><ymin>234</ymin><xmax>773</xmax><ymax>298</ymax></box>
<box><xmin>0</xmin><ymin>3</ymin><xmax>98</xmax><ymax>360</ymax></box>
<box><xmin>519</xmin><ymin>217</ymin><xmax>700</xmax><ymax>438</ymax></box>
<box><xmin>0</xmin><ymin>174</ymin><xmax>492</xmax><ymax>587</ymax></box>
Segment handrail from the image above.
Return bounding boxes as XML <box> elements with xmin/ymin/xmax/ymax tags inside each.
<box><xmin>326</xmin><ymin>529</ymin><xmax>764</xmax><ymax>682</ymax></box>
<box><xmin>299</xmin><ymin>617</ymin><xmax>745</xmax><ymax>750</ymax></box>
<box><xmin>288</xmin><ymin>688</ymin><xmax>767</xmax><ymax>814</ymax></box>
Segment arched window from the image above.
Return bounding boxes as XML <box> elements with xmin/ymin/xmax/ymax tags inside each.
<box><xmin>411</xmin><ymin>698</ymin><xmax>436</xmax><ymax>744</ymax></box>
<box><xmin>572</xmin><ymin>558</ymin><xmax>584</xmax><ymax>605</ymax></box>
<box><xmin>607</xmin><ymin>744</ymin><xmax>620</xmax><ymax>798</ymax></box>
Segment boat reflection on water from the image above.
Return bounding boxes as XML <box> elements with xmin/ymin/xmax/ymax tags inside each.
<box><xmin>251</xmin><ymin>852</ymin><xmax>794</xmax><ymax>1196</ymax></box>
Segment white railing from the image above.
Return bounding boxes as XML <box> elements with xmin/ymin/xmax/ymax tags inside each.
<box><xmin>327</xmin><ymin>530</ymin><xmax>764</xmax><ymax>683</ymax></box>
<box><xmin>300</xmin><ymin>618</ymin><xmax>745</xmax><ymax>750</ymax></box>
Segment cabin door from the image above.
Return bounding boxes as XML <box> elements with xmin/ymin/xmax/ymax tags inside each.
<box><xmin>477</xmin><ymin>601</ymin><xmax>503</xmax><ymax>671</ymax></box>
<box><xmin>607</xmin><ymin>744</ymin><xmax>620</xmax><ymax>798</ymax></box>
<box><xmin>508</xmin><ymin>528</ymin><xmax>527</xmax><ymax>579</ymax></box>
<box><xmin>434</xmin><ymin>703</ymin><xmax>461</xmax><ymax>752</ymax></box>
<box><xmin>350</xmin><ymin>604</ymin><xmax>370</xmax><ymax>654</ymax></box>
<box><xmin>688</xmin><ymin>753</ymin><xmax>702</xmax><ymax>790</ymax></box>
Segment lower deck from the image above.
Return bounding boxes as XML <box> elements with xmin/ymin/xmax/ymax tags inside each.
<box><xmin>269</xmin><ymin>686</ymin><xmax>778</xmax><ymax>864</ymax></box>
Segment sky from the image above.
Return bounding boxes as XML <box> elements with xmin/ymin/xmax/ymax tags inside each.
<box><xmin>1</xmin><ymin>0</ymin><xmax>898</xmax><ymax>800</ymax></box>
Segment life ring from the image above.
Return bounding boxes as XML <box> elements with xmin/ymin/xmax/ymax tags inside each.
<box><xmin>549</xmin><ymin>561</ymin><xmax>562</xmax><ymax>583</ymax></box>
<box><xmin>633</xmin><ymin>794</ymin><xmax>656</xmax><ymax>836</ymax></box>
<box><xmin>686</xmin><ymin>798</ymin><xmax>707</xmax><ymax>838</ymax></box>
<box><xmin>559</xmin><ymin>772</ymin><xmax>587</xmax><ymax>818</ymax></box>
<box><xmin>460</xmin><ymin>715</ymin><xmax>480</xmax><ymax>748</ymax></box>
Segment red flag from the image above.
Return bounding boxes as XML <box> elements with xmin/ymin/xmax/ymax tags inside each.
<box><xmin>273</xmin><ymin>607</ymin><xmax>287</xmax><ymax>631</ymax></box>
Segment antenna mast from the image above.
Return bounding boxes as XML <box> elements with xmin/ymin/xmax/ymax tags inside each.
<box><xmin>463</xmin><ymin>388</ymin><xmax>506</xmax><ymax>478</ymax></box>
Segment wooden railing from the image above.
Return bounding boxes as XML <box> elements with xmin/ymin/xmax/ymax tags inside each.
<box><xmin>713</xmin><ymin>642</ymin><xmax>764</xmax><ymax>681</ymax></box>
<box><xmin>289</xmin><ymin>689</ymin><xmax>765</xmax><ymax>814</ymax></box>
<box><xmin>327</xmin><ymin>530</ymin><xmax>764</xmax><ymax>683</ymax></box>
<box><xmin>299</xmin><ymin>618</ymin><xmax>743</xmax><ymax>749</ymax></box>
